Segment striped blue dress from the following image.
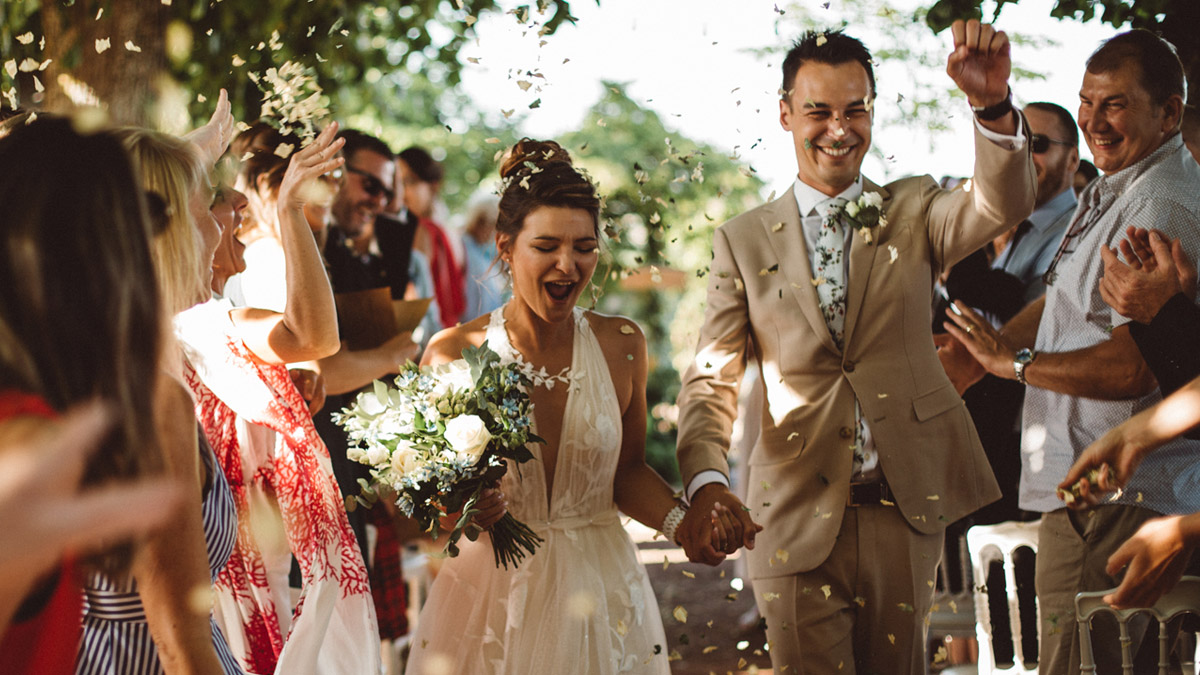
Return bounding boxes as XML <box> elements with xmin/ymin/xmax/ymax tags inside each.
<box><xmin>76</xmin><ymin>432</ymin><xmax>243</xmax><ymax>675</ymax></box>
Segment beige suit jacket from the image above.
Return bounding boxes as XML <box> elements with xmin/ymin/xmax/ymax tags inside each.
<box><xmin>676</xmin><ymin>124</ymin><xmax>1037</xmax><ymax>579</ymax></box>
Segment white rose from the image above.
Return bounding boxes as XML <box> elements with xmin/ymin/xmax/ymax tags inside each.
<box><xmin>365</xmin><ymin>444</ymin><xmax>389</xmax><ymax>467</ymax></box>
<box><xmin>390</xmin><ymin>441</ymin><xmax>420</xmax><ymax>475</ymax></box>
<box><xmin>347</xmin><ymin>447</ymin><xmax>368</xmax><ymax>464</ymax></box>
<box><xmin>356</xmin><ymin>390</ymin><xmax>385</xmax><ymax>416</ymax></box>
<box><xmin>844</xmin><ymin>200</ymin><xmax>860</xmax><ymax>217</ymax></box>
<box><xmin>861</xmin><ymin>192</ymin><xmax>883</xmax><ymax>209</ymax></box>
<box><xmin>429</xmin><ymin>359</ymin><xmax>474</xmax><ymax>397</ymax></box>
<box><xmin>442</xmin><ymin>414</ymin><xmax>492</xmax><ymax>464</ymax></box>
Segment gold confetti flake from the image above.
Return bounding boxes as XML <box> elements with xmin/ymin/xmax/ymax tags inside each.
<box><xmin>668</xmin><ymin>650</ymin><xmax>682</xmax><ymax>662</ymax></box>
<box><xmin>761</xmin><ymin>481</ymin><xmax>771</xmax><ymax>491</ymax></box>
<box><xmin>18</xmin><ymin>58</ymin><xmax>40</xmax><ymax>72</ymax></box>
<box><xmin>853</xmin><ymin>596</ymin><xmax>866</xmax><ymax>607</ymax></box>
<box><xmin>95</xmin><ymin>38</ymin><xmax>112</xmax><ymax>54</ymax></box>
<box><xmin>616</xmin><ymin>619</ymin><xmax>628</xmax><ymax>636</ymax></box>
<box><xmin>124</xmin><ymin>41</ymin><xmax>142</xmax><ymax>53</ymax></box>
<box><xmin>933</xmin><ymin>645</ymin><xmax>948</xmax><ymax>663</ymax></box>
<box><xmin>619</xmin><ymin>324</ymin><xmax>635</xmax><ymax>335</ymax></box>
<box><xmin>672</xmin><ymin>606</ymin><xmax>688</xmax><ymax>623</ymax></box>
<box><xmin>4</xmin><ymin>60</ymin><xmax>17</xmax><ymax>79</ymax></box>
<box><xmin>772</xmin><ymin>221</ymin><xmax>785</xmax><ymax>232</ymax></box>
<box><xmin>878</xmin><ymin>393</ymin><xmax>889</xmax><ymax>398</ymax></box>
<box><xmin>733</xmin><ymin>278</ymin><xmax>744</xmax><ymax>292</ymax></box>
<box><xmin>812</xmin><ymin>276</ymin><xmax>825</xmax><ymax>287</ymax></box>
<box><xmin>465</xmin><ymin>15</ymin><xmax>477</xmax><ymax>26</ymax></box>
<box><xmin>928</xmin><ymin>579</ymin><xmax>935</xmax><ymax>588</ymax></box>
<box><xmin>16</xmin><ymin>32</ymin><xmax>34</xmax><ymax>45</ymax></box>
<box><xmin>485</xmin><ymin>137</ymin><xmax>501</xmax><ymax>144</ymax></box>
<box><xmin>820</xmin><ymin>584</ymin><xmax>832</xmax><ymax>599</ymax></box>
<box><xmin>702</xmin><ymin>646</ymin><xmax>718</xmax><ymax>654</ymax></box>
<box><xmin>776</xmin><ymin>549</ymin><xmax>789</xmax><ymax>563</ymax></box>
<box><xmin>516</xmin><ymin>80</ymin><xmax>533</xmax><ymax>91</ymax></box>
<box><xmin>761</xmin><ymin>592</ymin><xmax>781</xmax><ymax>602</ymax></box>
<box><xmin>681</xmin><ymin>570</ymin><xmax>695</xmax><ymax>579</ymax></box>
<box><xmin>231</xmin><ymin>55</ymin><xmax>246</xmax><ymax>67</ymax></box>
<box><xmin>927</xmin><ymin>495</ymin><xmax>939</xmax><ymax>501</ymax></box>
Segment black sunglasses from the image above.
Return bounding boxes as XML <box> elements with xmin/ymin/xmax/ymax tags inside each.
<box><xmin>1031</xmin><ymin>133</ymin><xmax>1071</xmax><ymax>154</ymax></box>
<box><xmin>344</xmin><ymin>166</ymin><xmax>395</xmax><ymax>202</ymax></box>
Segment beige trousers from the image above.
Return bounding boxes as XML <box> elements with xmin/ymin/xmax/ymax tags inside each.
<box><xmin>753</xmin><ymin>503</ymin><xmax>944</xmax><ymax>675</ymax></box>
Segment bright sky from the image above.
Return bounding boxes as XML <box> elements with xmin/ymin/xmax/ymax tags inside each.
<box><xmin>456</xmin><ymin>0</ymin><xmax>1116</xmax><ymax>197</ymax></box>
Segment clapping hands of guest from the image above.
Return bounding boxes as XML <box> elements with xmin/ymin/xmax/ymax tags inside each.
<box><xmin>1100</xmin><ymin>227</ymin><xmax>1197</xmax><ymax>324</ymax></box>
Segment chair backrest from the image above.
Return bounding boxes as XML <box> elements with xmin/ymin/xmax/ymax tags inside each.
<box><xmin>1075</xmin><ymin>575</ymin><xmax>1200</xmax><ymax>675</ymax></box>
<box><xmin>967</xmin><ymin>521</ymin><xmax>1042</xmax><ymax>675</ymax></box>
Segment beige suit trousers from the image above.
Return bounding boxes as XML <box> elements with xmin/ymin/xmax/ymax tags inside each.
<box><xmin>753</xmin><ymin>503</ymin><xmax>944</xmax><ymax>675</ymax></box>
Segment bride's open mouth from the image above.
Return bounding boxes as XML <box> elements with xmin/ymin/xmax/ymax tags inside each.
<box><xmin>545</xmin><ymin>280</ymin><xmax>576</xmax><ymax>301</ymax></box>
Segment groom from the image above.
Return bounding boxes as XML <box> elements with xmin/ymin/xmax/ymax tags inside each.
<box><xmin>674</xmin><ymin>22</ymin><xmax>1035</xmax><ymax>673</ymax></box>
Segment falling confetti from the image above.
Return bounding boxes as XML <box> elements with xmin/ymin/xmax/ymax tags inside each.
<box><xmin>672</xmin><ymin>606</ymin><xmax>688</xmax><ymax>623</ymax></box>
<box><xmin>124</xmin><ymin>41</ymin><xmax>142</xmax><ymax>53</ymax></box>
<box><xmin>16</xmin><ymin>32</ymin><xmax>34</xmax><ymax>45</ymax></box>
<box><xmin>95</xmin><ymin>38</ymin><xmax>112</xmax><ymax>54</ymax></box>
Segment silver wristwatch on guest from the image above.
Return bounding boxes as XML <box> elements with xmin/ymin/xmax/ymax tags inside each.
<box><xmin>1013</xmin><ymin>348</ymin><xmax>1037</xmax><ymax>385</ymax></box>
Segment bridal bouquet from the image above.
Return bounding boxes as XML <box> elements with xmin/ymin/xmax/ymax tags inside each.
<box><xmin>334</xmin><ymin>343</ymin><xmax>544</xmax><ymax>569</ymax></box>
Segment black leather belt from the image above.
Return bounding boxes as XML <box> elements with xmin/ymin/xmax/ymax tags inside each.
<box><xmin>847</xmin><ymin>479</ymin><xmax>893</xmax><ymax>507</ymax></box>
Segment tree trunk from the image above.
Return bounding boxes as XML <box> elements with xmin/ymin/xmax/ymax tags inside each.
<box><xmin>40</xmin><ymin>0</ymin><xmax>169</xmax><ymax>126</ymax></box>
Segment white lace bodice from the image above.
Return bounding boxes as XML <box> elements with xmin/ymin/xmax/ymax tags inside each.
<box><xmin>484</xmin><ymin>306</ymin><xmax>623</xmax><ymax>526</ymax></box>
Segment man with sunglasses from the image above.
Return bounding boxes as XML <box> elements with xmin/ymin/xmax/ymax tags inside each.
<box><xmin>943</xmin><ymin>30</ymin><xmax>1200</xmax><ymax>674</ymax></box>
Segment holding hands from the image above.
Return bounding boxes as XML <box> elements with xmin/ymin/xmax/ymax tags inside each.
<box><xmin>1100</xmin><ymin>227</ymin><xmax>1197</xmax><ymax>324</ymax></box>
<box><xmin>677</xmin><ymin>483</ymin><xmax>761</xmax><ymax>566</ymax></box>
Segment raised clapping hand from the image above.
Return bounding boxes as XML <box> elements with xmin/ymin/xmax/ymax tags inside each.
<box><xmin>278</xmin><ymin>122</ymin><xmax>346</xmax><ymax>214</ymax></box>
<box><xmin>1100</xmin><ymin>227</ymin><xmax>1197</xmax><ymax>324</ymax></box>
<box><xmin>184</xmin><ymin>89</ymin><xmax>234</xmax><ymax>169</ymax></box>
<box><xmin>677</xmin><ymin>484</ymin><xmax>762</xmax><ymax>566</ymax></box>
<box><xmin>945</xmin><ymin>20</ymin><xmax>1012</xmax><ymax>110</ymax></box>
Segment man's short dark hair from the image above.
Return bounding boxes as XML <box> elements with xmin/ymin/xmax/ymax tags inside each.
<box><xmin>398</xmin><ymin>146</ymin><xmax>444</xmax><ymax>184</ymax></box>
<box><xmin>1025</xmin><ymin>101</ymin><xmax>1079</xmax><ymax>148</ymax></box>
<box><xmin>1086</xmin><ymin>29</ymin><xmax>1186</xmax><ymax>107</ymax></box>
<box><xmin>781</xmin><ymin>30</ymin><xmax>875</xmax><ymax>101</ymax></box>
<box><xmin>1077</xmin><ymin>159</ymin><xmax>1099</xmax><ymax>183</ymax></box>
<box><xmin>337</xmin><ymin>128</ymin><xmax>393</xmax><ymax>164</ymax></box>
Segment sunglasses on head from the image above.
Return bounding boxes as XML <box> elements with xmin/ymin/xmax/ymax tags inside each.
<box><xmin>1031</xmin><ymin>134</ymin><xmax>1071</xmax><ymax>154</ymax></box>
<box><xmin>344</xmin><ymin>166</ymin><xmax>395</xmax><ymax>202</ymax></box>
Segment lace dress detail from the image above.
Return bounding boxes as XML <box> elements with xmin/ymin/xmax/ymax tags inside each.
<box><xmin>405</xmin><ymin>307</ymin><xmax>669</xmax><ymax>675</ymax></box>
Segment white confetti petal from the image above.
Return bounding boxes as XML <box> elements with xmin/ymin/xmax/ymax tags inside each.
<box><xmin>124</xmin><ymin>40</ymin><xmax>142</xmax><ymax>53</ymax></box>
<box><xmin>4</xmin><ymin>60</ymin><xmax>16</xmax><ymax>79</ymax></box>
<box><xmin>95</xmin><ymin>38</ymin><xmax>112</xmax><ymax>54</ymax></box>
<box><xmin>16</xmin><ymin>32</ymin><xmax>34</xmax><ymax>45</ymax></box>
<box><xmin>18</xmin><ymin>58</ymin><xmax>40</xmax><ymax>73</ymax></box>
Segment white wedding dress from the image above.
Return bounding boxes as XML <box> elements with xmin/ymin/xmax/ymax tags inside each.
<box><xmin>404</xmin><ymin>307</ymin><xmax>670</xmax><ymax>675</ymax></box>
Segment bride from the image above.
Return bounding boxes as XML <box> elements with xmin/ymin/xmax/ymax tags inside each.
<box><xmin>404</xmin><ymin>139</ymin><xmax>700</xmax><ymax>674</ymax></box>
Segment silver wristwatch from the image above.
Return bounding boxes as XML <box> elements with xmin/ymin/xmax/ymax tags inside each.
<box><xmin>1013</xmin><ymin>348</ymin><xmax>1037</xmax><ymax>385</ymax></box>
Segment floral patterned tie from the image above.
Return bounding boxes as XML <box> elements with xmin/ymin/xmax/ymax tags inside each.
<box><xmin>813</xmin><ymin>198</ymin><xmax>867</xmax><ymax>470</ymax></box>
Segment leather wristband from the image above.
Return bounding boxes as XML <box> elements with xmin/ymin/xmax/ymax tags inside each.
<box><xmin>971</xmin><ymin>86</ymin><xmax>1013</xmax><ymax>122</ymax></box>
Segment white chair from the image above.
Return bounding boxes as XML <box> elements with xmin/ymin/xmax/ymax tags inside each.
<box><xmin>967</xmin><ymin>520</ymin><xmax>1041</xmax><ymax>674</ymax></box>
<box><xmin>1076</xmin><ymin>575</ymin><xmax>1200</xmax><ymax>675</ymax></box>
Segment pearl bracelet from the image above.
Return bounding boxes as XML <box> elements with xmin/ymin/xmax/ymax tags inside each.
<box><xmin>662</xmin><ymin>503</ymin><xmax>688</xmax><ymax>544</ymax></box>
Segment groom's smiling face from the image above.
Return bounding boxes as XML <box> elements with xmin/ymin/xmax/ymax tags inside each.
<box><xmin>780</xmin><ymin>61</ymin><xmax>874</xmax><ymax>197</ymax></box>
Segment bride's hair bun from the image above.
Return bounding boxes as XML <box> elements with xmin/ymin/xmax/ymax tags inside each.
<box><xmin>496</xmin><ymin>137</ymin><xmax>600</xmax><ymax>241</ymax></box>
<box><xmin>499</xmin><ymin>139</ymin><xmax>572</xmax><ymax>179</ymax></box>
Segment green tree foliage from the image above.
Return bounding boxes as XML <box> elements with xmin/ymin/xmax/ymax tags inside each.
<box><xmin>0</xmin><ymin>0</ymin><xmax>579</xmax><ymax>125</ymax></box>
<box><xmin>924</xmin><ymin>0</ymin><xmax>1198</xmax><ymax>102</ymax></box>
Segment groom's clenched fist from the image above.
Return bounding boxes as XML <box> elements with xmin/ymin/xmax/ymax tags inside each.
<box><xmin>946</xmin><ymin>19</ymin><xmax>1017</xmax><ymax>134</ymax></box>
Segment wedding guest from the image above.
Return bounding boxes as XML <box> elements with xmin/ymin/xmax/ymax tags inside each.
<box><xmin>944</xmin><ymin>30</ymin><xmax>1200</xmax><ymax>674</ymax></box>
<box><xmin>0</xmin><ymin>404</ymin><xmax>180</xmax><ymax>636</ymax></box>
<box><xmin>405</xmin><ymin>139</ymin><xmax>689</xmax><ymax>674</ymax></box>
<box><xmin>0</xmin><ymin>117</ymin><xmax>177</xmax><ymax>675</ymax></box>
<box><xmin>85</xmin><ymin>120</ymin><xmax>244</xmax><ymax>675</ymax></box>
<box><xmin>398</xmin><ymin>146</ymin><xmax>466</xmax><ymax>328</ymax></box>
<box><xmin>1059</xmin><ymin>374</ymin><xmax>1200</xmax><ymax>609</ymax></box>
<box><xmin>176</xmin><ymin>123</ymin><xmax>382</xmax><ymax>675</ymax></box>
<box><xmin>458</xmin><ymin>192</ymin><xmax>508</xmax><ymax>322</ymax></box>
<box><xmin>674</xmin><ymin>23</ymin><xmax>1034</xmax><ymax>674</ymax></box>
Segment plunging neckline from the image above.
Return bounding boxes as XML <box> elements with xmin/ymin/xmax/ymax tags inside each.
<box><xmin>491</xmin><ymin>307</ymin><xmax>581</xmax><ymax>514</ymax></box>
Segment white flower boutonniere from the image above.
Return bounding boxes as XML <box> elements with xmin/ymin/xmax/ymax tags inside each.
<box><xmin>832</xmin><ymin>191</ymin><xmax>888</xmax><ymax>245</ymax></box>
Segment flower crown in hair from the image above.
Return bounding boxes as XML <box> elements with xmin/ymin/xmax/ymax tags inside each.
<box><xmin>494</xmin><ymin>148</ymin><xmax>602</xmax><ymax>202</ymax></box>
